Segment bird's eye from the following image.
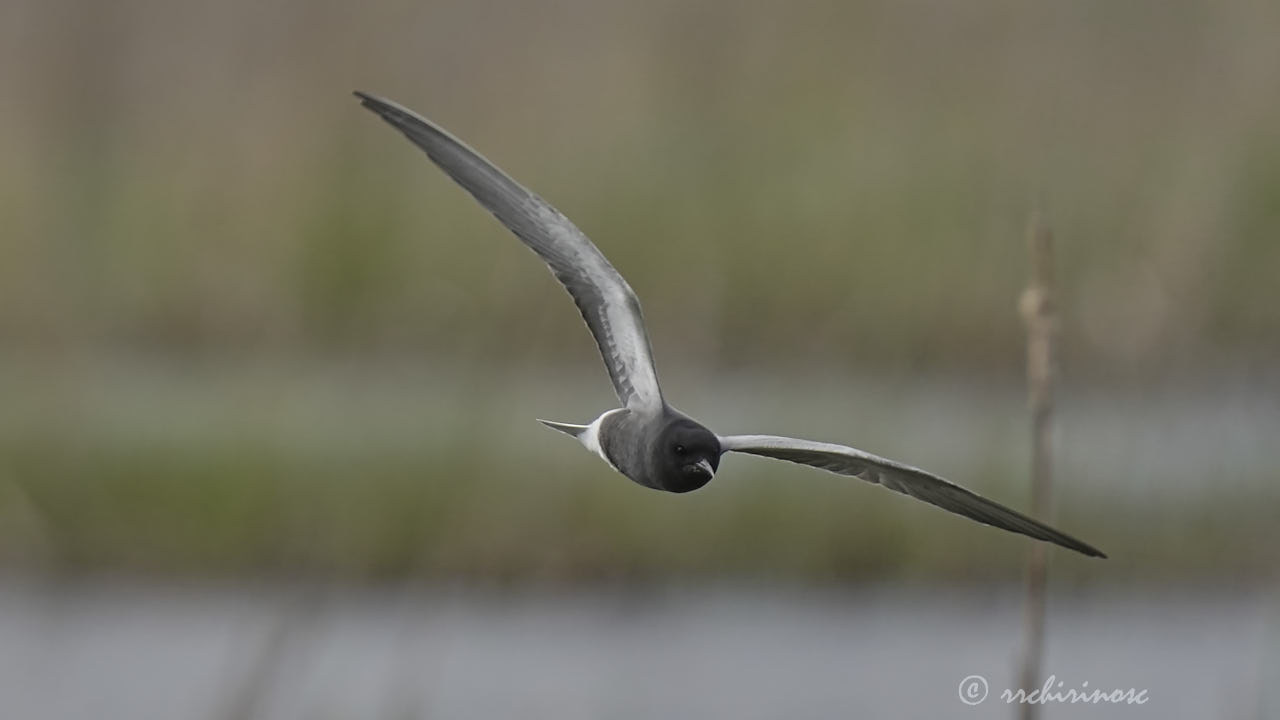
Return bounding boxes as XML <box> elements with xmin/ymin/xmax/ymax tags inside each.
<box><xmin>674</xmin><ymin>444</ymin><xmax>686</xmax><ymax>455</ymax></box>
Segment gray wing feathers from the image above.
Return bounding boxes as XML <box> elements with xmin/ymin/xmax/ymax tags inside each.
<box><xmin>719</xmin><ymin>435</ymin><xmax>1105</xmax><ymax>558</ymax></box>
<box><xmin>354</xmin><ymin>92</ymin><xmax>664</xmax><ymax>411</ymax></box>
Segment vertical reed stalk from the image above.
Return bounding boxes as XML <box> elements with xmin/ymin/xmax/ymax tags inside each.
<box><xmin>1017</xmin><ymin>214</ymin><xmax>1057</xmax><ymax>720</ymax></box>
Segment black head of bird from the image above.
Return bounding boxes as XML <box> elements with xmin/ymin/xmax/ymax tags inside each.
<box><xmin>657</xmin><ymin>418</ymin><xmax>721</xmax><ymax>493</ymax></box>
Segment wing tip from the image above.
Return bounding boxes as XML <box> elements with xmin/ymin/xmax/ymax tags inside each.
<box><xmin>1076</xmin><ymin>543</ymin><xmax>1108</xmax><ymax>559</ymax></box>
<box><xmin>1044</xmin><ymin>531</ymin><xmax>1106</xmax><ymax>559</ymax></box>
<box><xmin>352</xmin><ymin>90</ymin><xmax>392</xmax><ymax>115</ymax></box>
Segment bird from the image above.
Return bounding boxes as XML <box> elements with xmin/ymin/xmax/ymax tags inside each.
<box><xmin>353</xmin><ymin>91</ymin><xmax>1106</xmax><ymax>559</ymax></box>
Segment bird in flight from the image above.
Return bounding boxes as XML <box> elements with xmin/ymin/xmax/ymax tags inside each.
<box><xmin>354</xmin><ymin>91</ymin><xmax>1105</xmax><ymax>559</ymax></box>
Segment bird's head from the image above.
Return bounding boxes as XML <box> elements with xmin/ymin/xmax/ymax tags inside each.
<box><xmin>656</xmin><ymin>419</ymin><xmax>721</xmax><ymax>493</ymax></box>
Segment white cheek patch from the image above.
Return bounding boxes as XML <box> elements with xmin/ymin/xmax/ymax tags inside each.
<box><xmin>580</xmin><ymin>408</ymin><xmax>625</xmax><ymax>473</ymax></box>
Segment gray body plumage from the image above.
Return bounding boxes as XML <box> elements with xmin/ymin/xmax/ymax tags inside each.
<box><xmin>355</xmin><ymin>91</ymin><xmax>1106</xmax><ymax>558</ymax></box>
<box><xmin>595</xmin><ymin>409</ymin><xmax>650</xmax><ymax>484</ymax></box>
<box><xmin>594</xmin><ymin>407</ymin><xmax>704</xmax><ymax>492</ymax></box>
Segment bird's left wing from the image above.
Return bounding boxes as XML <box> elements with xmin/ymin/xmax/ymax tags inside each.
<box><xmin>718</xmin><ymin>434</ymin><xmax>1105</xmax><ymax>558</ymax></box>
<box><xmin>353</xmin><ymin>92</ymin><xmax>665</xmax><ymax>413</ymax></box>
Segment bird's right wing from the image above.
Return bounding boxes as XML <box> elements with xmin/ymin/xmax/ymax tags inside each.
<box><xmin>354</xmin><ymin>92</ymin><xmax>665</xmax><ymax>412</ymax></box>
<box><xmin>719</xmin><ymin>434</ymin><xmax>1105</xmax><ymax>558</ymax></box>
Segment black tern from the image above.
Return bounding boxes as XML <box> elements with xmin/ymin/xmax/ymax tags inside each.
<box><xmin>354</xmin><ymin>91</ymin><xmax>1105</xmax><ymax>559</ymax></box>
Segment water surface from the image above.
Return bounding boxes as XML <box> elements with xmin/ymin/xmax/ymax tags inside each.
<box><xmin>1</xmin><ymin>580</ymin><xmax>1273</xmax><ymax>719</ymax></box>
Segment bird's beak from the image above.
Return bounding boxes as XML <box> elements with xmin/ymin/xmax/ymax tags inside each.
<box><xmin>689</xmin><ymin>458</ymin><xmax>714</xmax><ymax>479</ymax></box>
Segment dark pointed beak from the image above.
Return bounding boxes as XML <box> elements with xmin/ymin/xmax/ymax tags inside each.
<box><xmin>686</xmin><ymin>458</ymin><xmax>715</xmax><ymax>480</ymax></box>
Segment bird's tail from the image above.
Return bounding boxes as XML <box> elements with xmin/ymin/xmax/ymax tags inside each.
<box><xmin>537</xmin><ymin>419</ymin><xmax>589</xmax><ymax>438</ymax></box>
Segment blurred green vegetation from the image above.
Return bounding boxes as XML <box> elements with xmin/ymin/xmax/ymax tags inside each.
<box><xmin>1</xmin><ymin>362</ymin><xmax>1275</xmax><ymax>582</ymax></box>
<box><xmin>1</xmin><ymin>0</ymin><xmax>1277</xmax><ymax>581</ymax></box>
<box><xmin>2</xmin><ymin>0</ymin><xmax>1278</xmax><ymax>375</ymax></box>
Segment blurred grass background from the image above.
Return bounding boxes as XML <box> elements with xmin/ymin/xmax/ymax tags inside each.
<box><xmin>1</xmin><ymin>0</ymin><xmax>1278</xmax><ymax>584</ymax></box>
